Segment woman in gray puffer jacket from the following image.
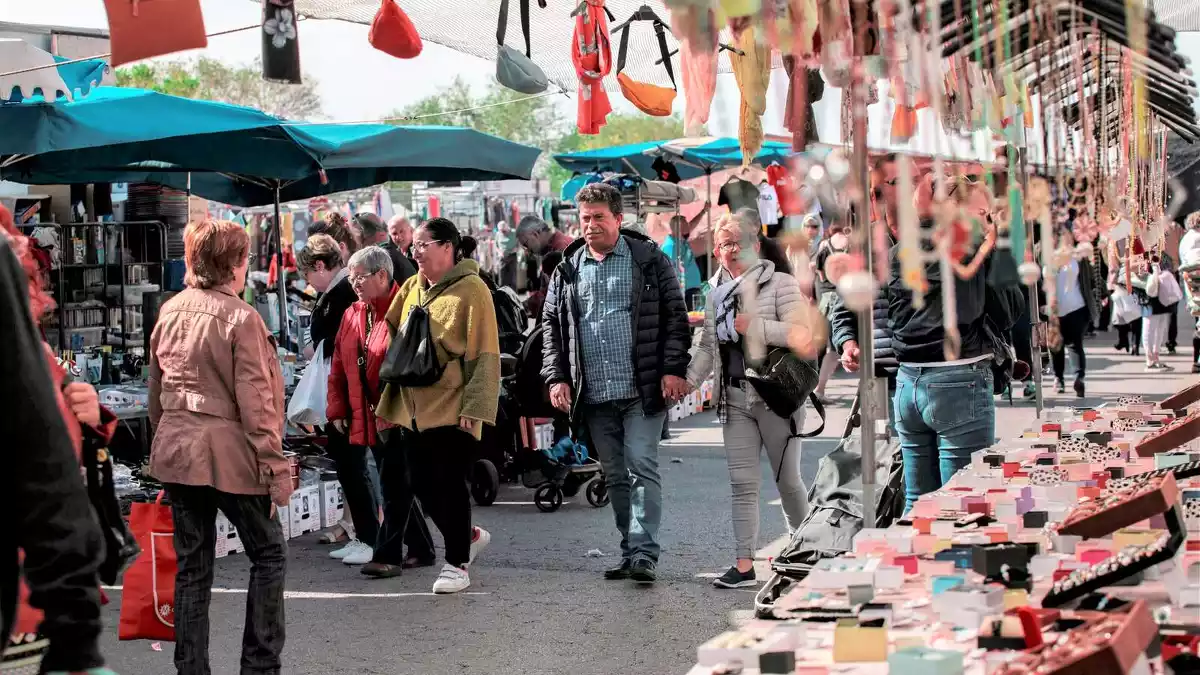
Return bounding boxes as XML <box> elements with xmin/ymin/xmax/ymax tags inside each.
<box><xmin>687</xmin><ymin>214</ymin><xmax>812</xmax><ymax>590</ymax></box>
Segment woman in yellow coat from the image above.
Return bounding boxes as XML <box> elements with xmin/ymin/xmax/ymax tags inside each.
<box><xmin>375</xmin><ymin>218</ymin><xmax>501</xmax><ymax>594</ymax></box>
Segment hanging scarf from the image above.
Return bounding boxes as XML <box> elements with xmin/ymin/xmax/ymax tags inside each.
<box><xmin>711</xmin><ymin>261</ymin><xmax>765</xmax><ymax>343</ymax></box>
<box><xmin>670</xmin><ymin>5</ymin><xmax>719</xmax><ymax>137</ymax></box>
<box><xmin>572</xmin><ymin>0</ymin><xmax>613</xmax><ymax>135</ymax></box>
<box><xmin>730</xmin><ymin>23</ymin><xmax>770</xmax><ymax>164</ymax></box>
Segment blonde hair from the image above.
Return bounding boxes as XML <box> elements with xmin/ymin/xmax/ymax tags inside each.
<box><xmin>296</xmin><ymin>233</ymin><xmax>342</xmax><ymax>273</ymax></box>
<box><xmin>184</xmin><ymin>219</ymin><xmax>250</xmax><ymax>289</ymax></box>
<box><xmin>714</xmin><ymin>213</ymin><xmax>759</xmax><ymax>247</ymax></box>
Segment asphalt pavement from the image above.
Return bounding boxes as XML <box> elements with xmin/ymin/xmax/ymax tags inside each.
<box><xmin>98</xmin><ymin>330</ymin><xmax>1198</xmax><ymax>675</ymax></box>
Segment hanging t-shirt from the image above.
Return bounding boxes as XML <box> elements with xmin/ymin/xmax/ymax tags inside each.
<box><xmin>766</xmin><ymin>164</ymin><xmax>804</xmax><ymax>216</ymax></box>
<box><xmin>757</xmin><ymin>184</ymin><xmax>780</xmax><ymax>226</ymax></box>
<box><xmin>718</xmin><ymin>177</ymin><xmax>760</xmax><ymax>214</ymax></box>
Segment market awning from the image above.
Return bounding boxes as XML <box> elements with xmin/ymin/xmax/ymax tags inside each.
<box><xmin>554</xmin><ymin>136</ymin><xmax>792</xmax><ymax>180</ymax></box>
<box><xmin>9</xmin><ymin>122</ymin><xmax>543</xmax><ymax>207</ymax></box>
<box><xmin>0</xmin><ymin>86</ymin><xmax>324</xmax><ymax>178</ymax></box>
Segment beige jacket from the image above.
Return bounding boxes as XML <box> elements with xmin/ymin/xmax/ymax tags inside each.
<box><xmin>686</xmin><ymin>261</ymin><xmax>806</xmax><ymax>408</ymax></box>
<box><xmin>148</xmin><ymin>286</ymin><xmax>291</xmax><ymax>502</ymax></box>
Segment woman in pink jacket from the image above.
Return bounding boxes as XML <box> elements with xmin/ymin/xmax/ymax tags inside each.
<box><xmin>149</xmin><ymin>219</ymin><xmax>290</xmax><ymax>675</ymax></box>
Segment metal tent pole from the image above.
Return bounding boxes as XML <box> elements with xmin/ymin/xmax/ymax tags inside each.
<box><xmin>705</xmin><ymin>168</ymin><xmax>713</xmax><ymax>279</ymax></box>
<box><xmin>274</xmin><ymin>183</ymin><xmax>289</xmax><ymax>352</ymax></box>
<box><xmin>851</xmin><ymin>0</ymin><xmax>878</xmax><ymax>529</ymax></box>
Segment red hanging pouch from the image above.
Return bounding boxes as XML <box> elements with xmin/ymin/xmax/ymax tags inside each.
<box><xmin>118</xmin><ymin>492</ymin><xmax>177</xmax><ymax>642</ymax></box>
<box><xmin>104</xmin><ymin>0</ymin><xmax>209</xmax><ymax>68</ymax></box>
<box><xmin>369</xmin><ymin>0</ymin><xmax>423</xmax><ymax>59</ymax></box>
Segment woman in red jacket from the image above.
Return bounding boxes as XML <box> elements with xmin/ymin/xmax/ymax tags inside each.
<box><xmin>2</xmin><ymin>203</ymin><xmax>117</xmax><ymax>675</ymax></box>
<box><xmin>326</xmin><ymin>247</ymin><xmax>434</xmax><ymax>573</ymax></box>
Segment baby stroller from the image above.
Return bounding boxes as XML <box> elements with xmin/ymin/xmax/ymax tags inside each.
<box><xmin>473</xmin><ymin>326</ymin><xmax>608</xmax><ymax>512</ymax></box>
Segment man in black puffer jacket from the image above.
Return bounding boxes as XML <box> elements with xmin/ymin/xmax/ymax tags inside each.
<box><xmin>541</xmin><ymin>183</ymin><xmax>691</xmax><ymax>585</ymax></box>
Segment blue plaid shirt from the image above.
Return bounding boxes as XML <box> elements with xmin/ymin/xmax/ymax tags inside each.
<box><xmin>575</xmin><ymin>237</ymin><xmax>638</xmax><ymax>404</ymax></box>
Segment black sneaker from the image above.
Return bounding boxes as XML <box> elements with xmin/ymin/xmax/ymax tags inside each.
<box><xmin>603</xmin><ymin>559</ymin><xmax>633</xmax><ymax>580</ymax></box>
<box><xmin>1055</xmin><ymin>380</ymin><xmax>1066</xmax><ymax>394</ymax></box>
<box><xmin>1191</xmin><ymin>363</ymin><xmax>1200</xmax><ymax>374</ymax></box>
<box><xmin>712</xmin><ymin>565</ymin><xmax>757</xmax><ymax>589</ymax></box>
<box><xmin>1073</xmin><ymin>379</ymin><xmax>1085</xmax><ymax>398</ymax></box>
<box><xmin>629</xmin><ymin>559</ymin><xmax>657</xmax><ymax>585</ymax></box>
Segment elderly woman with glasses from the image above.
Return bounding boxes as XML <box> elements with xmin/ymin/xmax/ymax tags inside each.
<box><xmin>687</xmin><ymin>214</ymin><xmax>814</xmax><ymax>590</ymax></box>
<box><xmin>149</xmin><ymin>219</ymin><xmax>290</xmax><ymax>675</ymax></box>
<box><xmin>326</xmin><ymin>247</ymin><xmax>434</xmax><ymax>574</ymax></box>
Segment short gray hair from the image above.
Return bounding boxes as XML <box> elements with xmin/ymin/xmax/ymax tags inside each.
<box><xmin>516</xmin><ymin>215</ymin><xmax>550</xmax><ymax>239</ymax></box>
<box><xmin>347</xmin><ymin>246</ymin><xmax>393</xmax><ymax>281</ymax></box>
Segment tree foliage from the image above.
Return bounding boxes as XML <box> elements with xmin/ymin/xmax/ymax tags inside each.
<box><xmin>390</xmin><ymin>78</ymin><xmax>690</xmax><ymax>192</ymax></box>
<box><xmin>114</xmin><ymin>57</ymin><xmax>324</xmax><ymax>120</ymax></box>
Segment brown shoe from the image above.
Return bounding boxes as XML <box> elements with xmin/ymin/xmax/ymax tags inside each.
<box><xmin>360</xmin><ymin>562</ymin><xmax>403</xmax><ymax>578</ymax></box>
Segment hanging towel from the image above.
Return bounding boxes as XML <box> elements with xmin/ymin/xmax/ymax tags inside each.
<box><xmin>572</xmin><ymin>0</ymin><xmax>613</xmax><ymax>135</ymax></box>
<box><xmin>783</xmin><ymin>56</ymin><xmax>822</xmax><ymax>144</ymax></box>
<box><xmin>262</xmin><ymin>0</ymin><xmax>302</xmax><ymax>84</ymax></box>
<box><xmin>670</xmin><ymin>6</ymin><xmax>718</xmax><ymax>137</ymax></box>
<box><xmin>731</xmin><ymin>23</ymin><xmax>771</xmax><ymax>164</ymax></box>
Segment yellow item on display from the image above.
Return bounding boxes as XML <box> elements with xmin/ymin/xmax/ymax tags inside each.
<box><xmin>1003</xmin><ymin>589</ymin><xmax>1030</xmax><ymax>610</ymax></box>
<box><xmin>731</xmin><ymin>25</ymin><xmax>770</xmax><ymax>164</ymax></box>
<box><xmin>833</xmin><ymin>621</ymin><xmax>888</xmax><ymax>662</ymax></box>
<box><xmin>1113</xmin><ymin>529</ymin><xmax>1162</xmax><ymax>549</ymax></box>
<box><xmin>719</xmin><ymin>0</ymin><xmax>761</xmax><ymax>18</ymax></box>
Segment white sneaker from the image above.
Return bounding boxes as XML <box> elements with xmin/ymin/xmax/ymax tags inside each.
<box><xmin>340</xmin><ymin>541</ymin><xmax>375</xmax><ymax>566</ymax></box>
<box><xmin>468</xmin><ymin>526</ymin><xmax>491</xmax><ymax>565</ymax></box>
<box><xmin>432</xmin><ymin>564</ymin><xmax>471</xmax><ymax>594</ymax></box>
<box><xmin>329</xmin><ymin>539</ymin><xmax>361</xmax><ymax>560</ymax></box>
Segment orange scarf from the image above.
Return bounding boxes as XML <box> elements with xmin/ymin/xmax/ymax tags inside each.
<box><xmin>572</xmin><ymin>0</ymin><xmax>612</xmax><ymax>135</ymax></box>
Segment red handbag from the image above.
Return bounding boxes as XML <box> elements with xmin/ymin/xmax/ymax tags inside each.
<box><xmin>369</xmin><ymin>0</ymin><xmax>423</xmax><ymax>59</ymax></box>
<box><xmin>104</xmin><ymin>0</ymin><xmax>208</xmax><ymax>68</ymax></box>
<box><xmin>118</xmin><ymin>492</ymin><xmax>177</xmax><ymax>642</ymax></box>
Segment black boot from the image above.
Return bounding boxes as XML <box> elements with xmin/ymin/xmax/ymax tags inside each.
<box><xmin>1074</xmin><ymin>379</ymin><xmax>1085</xmax><ymax>398</ymax></box>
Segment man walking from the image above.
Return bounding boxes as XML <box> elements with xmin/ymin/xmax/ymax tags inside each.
<box><xmin>541</xmin><ymin>184</ymin><xmax>691</xmax><ymax>584</ymax></box>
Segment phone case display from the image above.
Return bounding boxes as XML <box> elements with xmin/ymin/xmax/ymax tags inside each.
<box><xmin>990</xmin><ymin>601</ymin><xmax>1156</xmax><ymax>675</ymax></box>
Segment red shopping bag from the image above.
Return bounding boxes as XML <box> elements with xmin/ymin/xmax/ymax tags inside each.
<box><xmin>118</xmin><ymin>492</ymin><xmax>176</xmax><ymax>642</ymax></box>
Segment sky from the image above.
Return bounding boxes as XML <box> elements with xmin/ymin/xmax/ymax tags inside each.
<box><xmin>3</xmin><ymin>0</ymin><xmax>1199</xmax><ymax>154</ymax></box>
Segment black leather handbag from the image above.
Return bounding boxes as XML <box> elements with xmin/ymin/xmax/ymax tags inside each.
<box><xmin>746</xmin><ymin>347</ymin><xmax>825</xmax><ymax>437</ymax></box>
<box><xmin>379</xmin><ymin>277</ymin><xmax>466</xmax><ymax>387</ymax></box>
<box><xmin>81</xmin><ymin>426</ymin><xmax>140</xmax><ymax>585</ymax></box>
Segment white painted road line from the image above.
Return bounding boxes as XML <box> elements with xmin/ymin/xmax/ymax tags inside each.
<box><xmin>102</xmin><ymin>586</ymin><xmax>488</xmax><ymax>599</ymax></box>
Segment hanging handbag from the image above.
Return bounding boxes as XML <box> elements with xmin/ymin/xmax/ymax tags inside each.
<box><xmin>495</xmin><ymin>0</ymin><xmax>549</xmax><ymax>94</ymax></box>
<box><xmin>369</xmin><ymin>0</ymin><xmax>423</xmax><ymax>59</ymax></box>
<box><xmin>1035</xmin><ymin>316</ymin><xmax>1062</xmax><ymax>351</ymax></box>
<box><xmin>379</xmin><ymin>276</ymin><xmax>468</xmax><ymax>386</ymax></box>
<box><xmin>103</xmin><ymin>0</ymin><xmax>208</xmax><ymax>68</ymax></box>
<box><xmin>82</xmin><ymin>426</ymin><xmax>141</xmax><ymax>585</ymax></box>
<box><xmin>614</xmin><ymin>9</ymin><xmax>677</xmax><ymax>116</ymax></box>
<box><xmin>118</xmin><ymin>492</ymin><xmax>176</xmax><ymax>642</ymax></box>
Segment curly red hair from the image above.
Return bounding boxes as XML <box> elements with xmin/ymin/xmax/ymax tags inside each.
<box><xmin>0</xmin><ymin>203</ymin><xmax>55</xmax><ymax>320</ymax></box>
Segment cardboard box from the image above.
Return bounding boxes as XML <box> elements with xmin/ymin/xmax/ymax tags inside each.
<box><xmin>275</xmin><ymin>504</ymin><xmax>291</xmax><ymax>540</ymax></box>
<box><xmin>214</xmin><ymin>510</ymin><xmax>243</xmax><ymax>558</ymax></box>
<box><xmin>320</xmin><ymin>480</ymin><xmax>344</xmax><ymax>529</ymax></box>
<box><xmin>289</xmin><ymin>484</ymin><xmax>320</xmax><ymax>537</ymax></box>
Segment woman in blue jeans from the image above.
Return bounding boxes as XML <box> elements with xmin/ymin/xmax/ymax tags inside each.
<box><xmin>888</xmin><ymin>181</ymin><xmax>1020</xmax><ymax>511</ymax></box>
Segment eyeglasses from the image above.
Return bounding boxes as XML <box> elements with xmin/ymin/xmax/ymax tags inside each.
<box><xmin>348</xmin><ymin>270</ymin><xmax>379</xmax><ymax>286</ymax></box>
<box><xmin>716</xmin><ymin>241</ymin><xmax>741</xmax><ymax>253</ymax></box>
<box><xmin>412</xmin><ymin>239</ymin><xmax>449</xmax><ymax>253</ymax></box>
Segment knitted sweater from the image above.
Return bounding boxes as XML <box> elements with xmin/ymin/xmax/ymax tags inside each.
<box><xmin>375</xmin><ymin>259</ymin><xmax>500</xmax><ymax>439</ymax></box>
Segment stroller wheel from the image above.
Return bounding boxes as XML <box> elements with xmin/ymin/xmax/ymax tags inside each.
<box><xmin>534</xmin><ymin>483</ymin><xmax>563</xmax><ymax>512</ymax></box>
<box><xmin>585</xmin><ymin>477</ymin><xmax>610</xmax><ymax>507</ymax></box>
<box><xmin>471</xmin><ymin>459</ymin><xmax>500</xmax><ymax>506</ymax></box>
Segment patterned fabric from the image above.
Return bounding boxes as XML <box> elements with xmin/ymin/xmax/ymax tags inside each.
<box><xmin>575</xmin><ymin>237</ymin><xmax>637</xmax><ymax>404</ymax></box>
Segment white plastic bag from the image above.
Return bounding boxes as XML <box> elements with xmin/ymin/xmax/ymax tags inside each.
<box><xmin>287</xmin><ymin>342</ymin><xmax>330</xmax><ymax>426</ymax></box>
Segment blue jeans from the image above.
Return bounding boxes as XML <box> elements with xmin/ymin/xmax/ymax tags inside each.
<box><xmin>893</xmin><ymin>362</ymin><xmax>995</xmax><ymax>512</ymax></box>
<box><xmin>581</xmin><ymin>398</ymin><xmax>666</xmax><ymax>563</ymax></box>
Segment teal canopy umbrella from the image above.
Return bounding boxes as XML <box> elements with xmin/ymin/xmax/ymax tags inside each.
<box><xmin>553</xmin><ymin>137</ymin><xmax>792</xmax><ymax>181</ymax></box>
<box><xmin>0</xmin><ymin>86</ymin><xmax>324</xmax><ymax>179</ymax></box>
<box><xmin>117</xmin><ymin>123</ymin><xmax>543</xmax><ymax>207</ymax></box>
<box><xmin>0</xmin><ymin>47</ymin><xmax>107</xmax><ymax>103</ymax></box>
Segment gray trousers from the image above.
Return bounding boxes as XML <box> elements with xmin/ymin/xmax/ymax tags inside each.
<box><xmin>722</xmin><ymin>385</ymin><xmax>810</xmax><ymax>560</ymax></box>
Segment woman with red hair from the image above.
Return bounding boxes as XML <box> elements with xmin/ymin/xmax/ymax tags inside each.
<box><xmin>1</xmin><ymin>203</ymin><xmax>117</xmax><ymax>674</ymax></box>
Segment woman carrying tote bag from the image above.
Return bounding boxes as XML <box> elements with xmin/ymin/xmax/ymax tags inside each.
<box><xmin>687</xmin><ymin>215</ymin><xmax>814</xmax><ymax>590</ymax></box>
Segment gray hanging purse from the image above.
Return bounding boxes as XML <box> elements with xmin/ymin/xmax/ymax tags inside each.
<box><xmin>496</xmin><ymin>0</ymin><xmax>549</xmax><ymax>94</ymax></box>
